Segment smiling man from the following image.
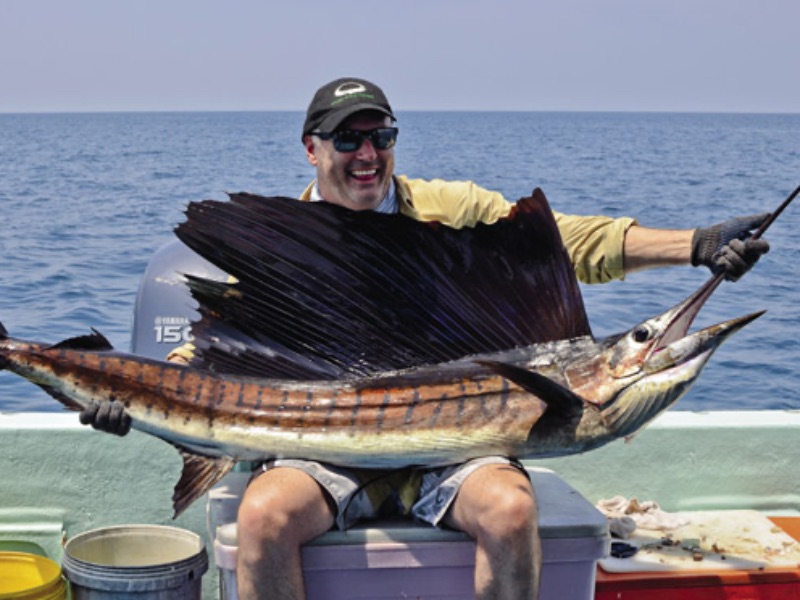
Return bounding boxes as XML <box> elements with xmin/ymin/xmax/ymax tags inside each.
<box><xmin>230</xmin><ymin>77</ymin><xmax>771</xmax><ymax>600</ymax></box>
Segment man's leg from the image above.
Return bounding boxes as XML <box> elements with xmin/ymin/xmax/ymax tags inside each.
<box><xmin>444</xmin><ymin>462</ymin><xmax>541</xmax><ymax>599</ymax></box>
<box><xmin>236</xmin><ymin>466</ymin><xmax>335</xmax><ymax>600</ymax></box>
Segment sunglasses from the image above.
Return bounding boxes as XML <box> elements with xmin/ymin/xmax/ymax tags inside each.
<box><xmin>313</xmin><ymin>127</ymin><xmax>398</xmax><ymax>152</ymax></box>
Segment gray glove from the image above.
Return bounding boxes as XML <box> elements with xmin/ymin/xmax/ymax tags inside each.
<box><xmin>691</xmin><ymin>213</ymin><xmax>771</xmax><ymax>281</ymax></box>
<box><xmin>79</xmin><ymin>400</ymin><xmax>132</xmax><ymax>437</ymax></box>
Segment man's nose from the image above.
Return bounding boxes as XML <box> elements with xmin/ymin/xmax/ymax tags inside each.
<box><xmin>355</xmin><ymin>138</ymin><xmax>378</xmax><ymax>159</ymax></box>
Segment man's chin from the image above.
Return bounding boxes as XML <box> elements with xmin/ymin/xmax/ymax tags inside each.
<box><xmin>346</xmin><ymin>186</ymin><xmax>386</xmax><ymax>210</ymax></box>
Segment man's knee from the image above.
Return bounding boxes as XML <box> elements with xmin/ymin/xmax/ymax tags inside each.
<box><xmin>477</xmin><ymin>485</ymin><xmax>538</xmax><ymax>541</ymax></box>
<box><xmin>237</xmin><ymin>468</ymin><xmax>334</xmax><ymax>547</ymax></box>
<box><xmin>238</xmin><ymin>484</ymin><xmax>296</xmax><ymax>542</ymax></box>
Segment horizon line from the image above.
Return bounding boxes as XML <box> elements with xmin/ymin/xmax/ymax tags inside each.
<box><xmin>2</xmin><ymin>108</ymin><xmax>799</xmax><ymax>117</ymax></box>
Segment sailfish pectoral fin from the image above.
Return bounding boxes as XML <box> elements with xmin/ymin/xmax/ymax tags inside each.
<box><xmin>475</xmin><ymin>360</ymin><xmax>586</xmax><ymax>420</ymax></box>
<box><xmin>170</xmin><ymin>445</ymin><xmax>237</xmax><ymax>519</ymax></box>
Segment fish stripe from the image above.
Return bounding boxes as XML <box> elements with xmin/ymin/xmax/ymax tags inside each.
<box><xmin>404</xmin><ymin>389</ymin><xmax>420</xmax><ymax>426</ymax></box>
<box><xmin>350</xmin><ymin>389</ymin><xmax>362</xmax><ymax>430</ymax></box>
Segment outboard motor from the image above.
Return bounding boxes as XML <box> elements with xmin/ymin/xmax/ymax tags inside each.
<box><xmin>131</xmin><ymin>239</ymin><xmax>227</xmax><ymax>359</ymax></box>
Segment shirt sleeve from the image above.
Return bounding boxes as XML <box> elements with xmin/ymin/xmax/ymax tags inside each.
<box><xmin>554</xmin><ymin>212</ymin><xmax>637</xmax><ymax>284</ymax></box>
<box><xmin>397</xmin><ymin>176</ymin><xmax>636</xmax><ymax>284</ymax></box>
<box><xmin>166</xmin><ymin>342</ymin><xmax>195</xmax><ymax>363</ymax></box>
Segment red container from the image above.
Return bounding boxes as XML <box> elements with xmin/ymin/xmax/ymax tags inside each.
<box><xmin>595</xmin><ymin>517</ymin><xmax>800</xmax><ymax>599</ymax></box>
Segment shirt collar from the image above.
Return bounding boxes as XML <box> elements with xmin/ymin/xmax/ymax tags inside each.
<box><xmin>310</xmin><ymin>179</ymin><xmax>398</xmax><ymax>214</ymax></box>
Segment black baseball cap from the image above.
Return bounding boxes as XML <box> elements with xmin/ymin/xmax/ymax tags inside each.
<box><xmin>302</xmin><ymin>77</ymin><xmax>396</xmax><ymax>140</ymax></box>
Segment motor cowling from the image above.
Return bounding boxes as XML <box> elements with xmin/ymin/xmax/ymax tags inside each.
<box><xmin>130</xmin><ymin>240</ymin><xmax>227</xmax><ymax>359</ymax></box>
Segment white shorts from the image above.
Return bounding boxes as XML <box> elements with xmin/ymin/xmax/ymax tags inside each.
<box><xmin>256</xmin><ymin>457</ymin><xmax>525</xmax><ymax>530</ymax></box>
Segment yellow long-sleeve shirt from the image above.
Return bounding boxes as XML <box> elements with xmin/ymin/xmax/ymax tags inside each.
<box><xmin>301</xmin><ymin>176</ymin><xmax>637</xmax><ymax>284</ymax></box>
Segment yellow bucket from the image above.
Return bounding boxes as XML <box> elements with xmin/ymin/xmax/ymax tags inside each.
<box><xmin>0</xmin><ymin>551</ymin><xmax>67</xmax><ymax>600</ymax></box>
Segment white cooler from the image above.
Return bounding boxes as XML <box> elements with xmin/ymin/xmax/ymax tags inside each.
<box><xmin>208</xmin><ymin>467</ymin><xmax>609</xmax><ymax>599</ymax></box>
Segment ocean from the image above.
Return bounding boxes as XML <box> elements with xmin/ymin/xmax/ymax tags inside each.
<box><xmin>1</xmin><ymin>111</ymin><xmax>798</xmax><ymax>412</ymax></box>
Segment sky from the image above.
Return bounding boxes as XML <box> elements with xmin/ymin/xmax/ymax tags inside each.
<box><xmin>1</xmin><ymin>0</ymin><xmax>798</xmax><ymax>114</ymax></box>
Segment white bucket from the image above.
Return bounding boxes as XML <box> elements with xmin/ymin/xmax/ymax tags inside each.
<box><xmin>62</xmin><ymin>525</ymin><xmax>207</xmax><ymax>599</ymax></box>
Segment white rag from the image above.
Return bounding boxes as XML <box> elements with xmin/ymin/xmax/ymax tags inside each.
<box><xmin>596</xmin><ymin>496</ymin><xmax>691</xmax><ymax>539</ymax></box>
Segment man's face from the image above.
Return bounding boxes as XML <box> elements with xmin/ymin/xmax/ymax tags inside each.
<box><xmin>304</xmin><ymin>112</ymin><xmax>395</xmax><ymax>211</ymax></box>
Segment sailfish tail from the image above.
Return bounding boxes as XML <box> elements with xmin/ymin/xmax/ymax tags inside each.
<box><xmin>0</xmin><ymin>321</ymin><xmax>9</xmax><ymax>370</ymax></box>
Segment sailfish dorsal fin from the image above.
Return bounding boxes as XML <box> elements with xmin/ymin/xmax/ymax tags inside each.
<box><xmin>174</xmin><ymin>188</ymin><xmax>591</xmax><ymax>378</ymax></box>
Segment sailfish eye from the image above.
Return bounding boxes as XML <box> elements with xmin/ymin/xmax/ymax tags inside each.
<box><xmin>632</xmin><ymin>326</ymin><xmax>650</xmax><ymax>343</ymax></box>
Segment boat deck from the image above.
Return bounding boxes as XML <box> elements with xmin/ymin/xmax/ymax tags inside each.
<box><xmin>2</xmin><ymin>409</ymin><xmax>799</xmax><ymax>598</ymax></box>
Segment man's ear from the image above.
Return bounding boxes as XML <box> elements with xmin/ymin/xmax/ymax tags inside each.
<box><xmin>304</xmin><ymin>135</ymin><xmax>319</xmax><ymax>166</ymax></box>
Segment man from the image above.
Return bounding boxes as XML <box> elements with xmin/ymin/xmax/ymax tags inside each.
<box><xmin>83</xmin><ymin>78</ymin><xmax>769</xmax><ymax>599</ymax></box>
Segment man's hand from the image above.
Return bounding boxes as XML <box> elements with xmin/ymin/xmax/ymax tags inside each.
<box><xmin>691</xmin><ymin>213</ymin><xmax>770</xmax><ymax>281</ymax></box>
<box><xmin>79</xmin><ymin>400</ymin><xmax>132</xmax><ymax>436</ymax></box>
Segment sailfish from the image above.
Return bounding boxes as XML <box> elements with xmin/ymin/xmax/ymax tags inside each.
<box><xmin>0</xmin><ymin>188</ymin><xmax>772</xmax><ymax>516</ymax></box>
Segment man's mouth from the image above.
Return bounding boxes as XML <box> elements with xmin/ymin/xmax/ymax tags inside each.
<box><xmin>349</xmin><ymin>168</ymin><xmax>379</xmax><ymax>182</ymax></box>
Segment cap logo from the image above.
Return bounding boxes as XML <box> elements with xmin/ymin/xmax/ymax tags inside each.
<box><xmin>334</xmin><ymin>82</ymin><xmax>368</xmax><ymax>97</ymax></box>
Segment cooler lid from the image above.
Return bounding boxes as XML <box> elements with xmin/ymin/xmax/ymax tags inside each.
<box><xmin>305</xmin><ymin>467</ymin><xmax>608</xmax><ymax>546</ymax></box>
<box><xmin>530</xmin><ymin>467</ymin><xmax>609</xmax><ymax>539</ymax></box>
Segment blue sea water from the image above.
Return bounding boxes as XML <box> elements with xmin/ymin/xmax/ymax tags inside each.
<box><xmin>0</xmin><ymin>111</ymin><xmax>798</xmax><ymax>412</ymax></box>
